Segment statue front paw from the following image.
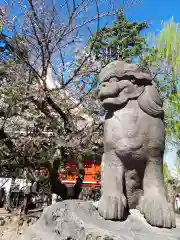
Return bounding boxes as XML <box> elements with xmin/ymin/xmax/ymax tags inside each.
<box><xmin>140</xmin><ymin>194</ymin><xmax>176</xmax><ymax>228</ymax></box>
<box><xmin>98</xmin><ymin>195</ymin><xmax>127</xmax><ymax>220</ymax></box>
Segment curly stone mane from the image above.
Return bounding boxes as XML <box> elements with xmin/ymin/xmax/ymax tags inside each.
<box><xmin>137</xmin><ymin>84</ymin><xmax>164</xmax><ymax>118</ymax></box>
<box><xmin>99</xmin><ymin>61</ymin><xmax>164</xmax><ymax>118</ymax></box>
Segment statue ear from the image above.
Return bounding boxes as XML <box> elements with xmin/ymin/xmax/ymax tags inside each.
<box><xmin>137</xmin><ymin>85</ymin><xmax>164</xmax><ymax>118</ymax></box>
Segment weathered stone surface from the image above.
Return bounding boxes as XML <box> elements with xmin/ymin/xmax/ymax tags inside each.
<box><xmin>98</xmin><ymin>61</ymin><xmax>175</xmax><ymax>228</ymax></box>
<box><xmin>24</xmin><ymin>200</ymin><xmax>180</xmax><ymax>240</ymax></box>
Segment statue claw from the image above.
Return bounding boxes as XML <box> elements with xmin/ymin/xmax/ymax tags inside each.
<box><xmin>98</xmin><ymin>195</ymin><xmax>127</xmax><ymax>220</ymax></box>
<box><xmin>141</xmin><ymin>193</ymin><xmax>176</xmax><ymax>228</ymax></box>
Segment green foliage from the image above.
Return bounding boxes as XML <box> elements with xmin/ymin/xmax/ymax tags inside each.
<box><xmin>143</xmin><ymin>18</ymin><xmax>180</xmax><ymax>140</ymax></box>
<box><xmin>87</xmin><ymin>9</ymin><xmax>148</xmax><ymax>63</ymax></box>
<box><xmin>0</xmin><ymin>9</ymin><xmax>4</xmax><ymax>34</ymax></box>
<box><xmin>163</xmin><ymin>162</ymin><xmax>170</xmax><ymax>184</ymax></box>
<box><xmin>175</xmin><ymin>157</ymin><xmax>180</xmax><ymax>178</ymax></box>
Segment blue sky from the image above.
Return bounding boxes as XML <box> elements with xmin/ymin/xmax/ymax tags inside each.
<box><xmin>125</xmin><ymin>0</ymin><xmax>180</xmax><ymax>34</ymax></box>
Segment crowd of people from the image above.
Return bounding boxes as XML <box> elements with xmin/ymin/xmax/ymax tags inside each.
<box><xmin>0</xmin><ymin>178</ymin><xmax>50</xmax><ymax>214</ymax></box>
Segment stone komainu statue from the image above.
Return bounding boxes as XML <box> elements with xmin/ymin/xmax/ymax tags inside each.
<box><xmin>98</xmin><ymin>61</ymin><xmax>175</xmax><ymax>228</ymax></box>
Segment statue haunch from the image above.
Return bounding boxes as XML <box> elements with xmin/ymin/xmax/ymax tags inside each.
<box><xmin>98</xmin><ymin>61</ymin><xmax>175</xmax><ymax>228</ymax></box>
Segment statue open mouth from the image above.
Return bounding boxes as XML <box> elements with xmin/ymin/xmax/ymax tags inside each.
<box><xmin>99</xmin><ymin>92</ymin><xmax>120</xmax><ymax>102</ymax></box>
<box><xmin>99</xmin><ymin>83</ymin><xmax>121</xmax><ymax>102</ymax></box>
<box><xmin>99</xmin><ymin>79</ymin><xmax>136</xmax><ymax>104</ymax></box>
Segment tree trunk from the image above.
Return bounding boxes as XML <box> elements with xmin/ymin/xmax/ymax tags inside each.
<box><xmin>50</xmin><ymin>168</ymin><xmax>67</xmax><ymax>199</ymax></box>
<box><xmin>73</xmin><ymin>169</ymin><xmax>85</xmax><ymax>199</ymax></box>
<box><xmin>41</xmin><ymin>151</ymin><xmax>85</xmax><ymax>201</ymax></box>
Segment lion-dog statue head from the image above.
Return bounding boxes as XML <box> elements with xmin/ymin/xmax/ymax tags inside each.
<box><xmin>98</xmin><ymin>61</ymin><xmax>163</xmax><ymax>118</ymax></box>
<box><xmin>97</xmin><ymin>61</ymin><xmax>175</xmax><ymax>229</ymax></box>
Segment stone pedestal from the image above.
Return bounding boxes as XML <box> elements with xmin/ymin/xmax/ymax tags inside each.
<box><xmin>24</xmin><ymin>200</ymin><xmax>180</xmax><ymax>240</ymax></box>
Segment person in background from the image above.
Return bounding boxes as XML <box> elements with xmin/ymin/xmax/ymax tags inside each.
<box><xmin>0</xmin><ymin>187</ymin><xmax>5</xmax><ymax>207</ymax></box>
<box><xmin>31</xmin><ymin>178</ymin><xmax>40</xmax><ymax>196</ymax></box>
<box><xmin>175</xmin><ymin>194</ymin><xmax>180</xmax><ymax>213</ymax></box>
<box><xmin>22</xmin><ymin>180</ymin><xmax>32</xmax><ymax>215</ymax></box>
